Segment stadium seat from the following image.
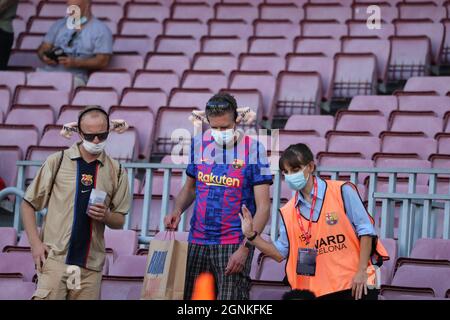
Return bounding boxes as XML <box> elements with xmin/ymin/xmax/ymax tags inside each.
<box><xmin>380</xmin><ymin>131</ymin><xmax>437</xmax><ymax>160</ymax></box>
<box><xmin>304</xmin><ymin>3</ymin><xmax>352</xmax><ymax>23</ymax></box>
<box><xmin>120</xmin><ymin>88</ymin><xmax>167</xmax><ymax>116</ymax></box>
<box><xmin>436</xmin><ymin>133</ymin><xmax>450</xmax><ymax>154</ymax></box>
<box><xmin>17</xmin><ymin>1</ymin><xmax>36</xmax><ymax>22</ymax></box>
<box><xmin>163</xmin><ymin>19</ymin><xmax>208</xmax><ymax>39</ymax></box>
<box><xmin>0</xmin><ymin>227</ymin><xmax>17</xmax><ymax>252</ymax></box>
<box><xmin>259</xmin><ymin>3</ymin><xmax>303</xmax><ymax>24</ymax></box>
<box><xmin>347</xmin><ymin>20</ymin><xmax>395</xmax><ymax>39</ymax></box>
<box><xmin>300</xmin><ymin>19</ymin><xmax>347</xmax><ymax>39</ymax></box>
<box><xmin>0</xmin><ymin>124</ymin><xmax>39</xmax><ymax>157</ymax></box>
<box><xmin>208</xmin><ymin>19</ymin><xmax>252</xmax><ymax>39</ymax></box>
<box><xmin>0</xmin><ymin>252</ymin><xmax>35</xmax><ymax>282</ymax></box>
<box><xmin>352</xmin><ymin>2</ymin><xmax>397</xmax><ymax>23</ymax></box>
<box><xmin>13</xmin><ymin>85</ymin><xmax>69</xmax><ymax>116</ymax></box>
<box><xmin>155</xmin><ymin>35</ymin><xmax>200</xmax><ymax>59</ymax></box>
<box><xmin>379</xmin><ymin>286</ymin><xmax>436</xmax><ymax>300</ymax></box>
<box><xmin>124</xmin><ymin>2</ymin><xmax>170</xmax><ymax>21</ymax></box>
<box><xmin>284</xmin><ymin>115</ymin><xmax>334</xmax><ymax>136</ymax></box>
<box><xmin>335</xmin><ymin>110</ymin><xmax>387</xmax><ymax>137</ymax></box>
<box><xmin>6</xmin><ymin>105</ymin><xmax>54</xmax><ymax>136</ymax></box>
<box><xmin>348</xmin><ymin>95</ymin><xmax>398</xmax><ymax>117</ymax></box>
<box><xmin>55</xmin><ymin>105</ymin><xmax>84</xmax><ymax>125</ymax></box>
<box><xmin>215</xmin><ymin>3</ymin><xmax>258</xmax><ymax>24</ymax></box>
<box><xmin>130</xmin><ymin>194</ymin><xmax>174</xmax><ymax>234</ymax></box>
<box><xmin>39</xmin><ymin>124</ymin><xmax>78</xmax><ymax>147</ymax></box>
<box><xmin>397</xmin><ymin>2</ymin><xmax>446</xmax><ymax>22</ymax></box>
<box><xmin>0</xmin><ymin>71</ymin><xmax>26</xmax><ymax>96</ymax></box>
<box><xmin>108</xmin><ymin>54</ymin><xmax>144</xmax><ymax>78</ymax></box>
<box><xmin>25</xmin><ymin>146</ymin><xmax>64</xmax><ymax>182</ymax></box>
<box><xmin>108</xmin><ymin>255</ymin><xmax>147</xmax><ymax>277</ymax></box>
<box><xmin>145</xmin><ymin>52</ymin><xmax>190</xmax><ymax>78</ymax></box>
<box><xmin>380</xmin><ymin>238</ymin><xmax>397</xmax><ymax>285</ymax></box>
<box><xmin>16</xmin><ymin>32</ymin><xmax>44</xmax><ymax>50</ymax></box>
<box><xmin>100</xmin><ymin>275</ymin><xmax>143</xmax><ymax>300</ymax></box>
<box><xmin>168</xmin><ymin>88</ymin><xmax>213</xmax><ymax>109</ymax></box>
<box><xmin>326</xmin><ymin>131</ymin><xmax>380</xmax><ymax>159</ymax></box>
<box><xmin>201</xmin><ymin>35</ymin><xmax>248</xmax><ymax>58</ymax></box>
<box><xmin>277</xmin><ymin>131</ymin><xmax>326</xmax><ymax>155</ymax></box>
<box><xmin>250</xmin><ymin>280</ymin><xmax>290</xmax><ymax>300</ymax></box>
<box><xmin>181</xmin><ymin>70</ymin><xmax>228</xmax><ymax>93</ymax></box>
<box><xmin>410</xmin><ymin>238</ymin><xmax>450</xmax><ymax>260</ymax></box>
<box><xmin>248</xmin><ymin>36</ymin><xmax>293</xmax><ymax>57</ymax></box>
<box><xmin>239</xmin><ymin>53</ymin><xmax>285</xmax><ymax>78</ymax></box>
<box><xmin>87</xmin><ymin>71</ymin><xmax>132</xmax><ymax>95</ymax></box>
<box><xmin>113</xmin><ymin>35</ymin><xmax>153</xmax><ymax>56</ymax></box>
<box><xmin>104</xmin><ymin>228</ymin><xmax>138</xmax><ymax>261</ymax></box>
<box><xmin>8</xmin><ymin>49</ymin><xmax>43</xmax><ymax>69</ymax></box>
<box><xmin>106</xmin><ymin>128</ymin><xmax>139</xmax><ymax>161</ymax></box>
<box><xmin>219</xmin><ymin>88</ymin><xmax>263</xmax><ymax>126</ymax></box>
<box><xmin>253</xmin><ymin>19</ymin><xmax>299</xmax><ymax>40</ymax></box>
<box><xmin>294</xmin><ymin>36</ymin><xmax>340</xmax><ymax>58</ymax></box>
<box><xmin>119</xmin><ymin>18</ymin><xmax>162</xmax><ymax>39</ymax></box>
<box><xmin>192</xmin><ymin>52</ymin><xmax>237</xmax><ymax>78</ymax></box>
<box><xmin>71</xmin><ymin>87</ymin><xmax>119</xmax><ymax>112</ymax></box>
<box><xmin>26</xmin><ymin>71</ymin><xmax>73</xmax><ymax>93</ymax></box>
<box><xmin>403</xmin><ymin>78</ymin><xmax>450</xmax><ymax>97</ymax></box>
<box><xmin>374</xmin><ymin>153</ymin><xmax>431</xmax><ymax>185</ymax></box>
<box><xmin>389</xmin><ymin>110</ymin><xmax>443</xmax><ymax>138</ymax></box>
<box><xmin>172</xmin><ymin>2</ymin><xmax>214</xmax><ymax>23</ymax></box>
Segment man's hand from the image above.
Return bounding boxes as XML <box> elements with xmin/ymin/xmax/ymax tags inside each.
<box><xmin>87</xmin><ymin>203</ymin><xmax>109</xmax><ymax>222</ymax></box>
<box><xmin>31</xmin><ymin>240</ymin><xmax>50</xmax><ymax>273</ymax></box>
<box><xmin>58</xmin><ymin>56</ymin><xmax>78</xmax><ymax>68</ymax></box>
<box><xmin>42</xmin><ymin>54</ymin><xmax>57</xmax><ymax>66</ymax></box>
<box><xmin>351</xmin><ymin>269</ymin><xmax>369</xmax><ymax>300</ymax></box>
<box><xmin>225</xmin><ymin>246</ymin><xmax>249</xmax><ymax>275</ymax></box>
<box><xmin>164</xmin><ymin>213</ymin><xmax>181</xmax><ymax>230</ymax></box>
<box><xmin>239</xmin><ymin>204</ymin><xmax>254</xmax><ymax>238</ymax></box>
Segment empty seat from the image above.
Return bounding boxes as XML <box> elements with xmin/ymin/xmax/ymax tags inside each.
<box><xmin>304</xmin><ymin>3</ymin><xmax>352</xmax><ymax>23</ymax></box>
<box><xmin>335</xmin><ymin>110</ymin><xmax>388</xmax><ymax>137</ymax></box>
<box><xmin>410</xmin><ymin>239</ymin><xmax>450</xmax><ymax>260</ymax></box>
<box><xmin>239</xmin><ymin>53</ymin><xmax>285</xmax><ymax>77</ymax></box>
<box><xmin>352</xmin><ymin>2</ymin><xmax>397</xmax><ymax>23</ymax></box>
<box><xmin>37</xmin><ymin>1</ymin><xmax>65</xmax><ymax>17</ymax></box>
<box><xmin>108</xmin><ymin>54</ymin><xmax>144</xmax><ymax>77</ymax></box>
<box><xmin>113</xmin><ymin>35</ymin><xmax>153</xmax><ymax>56</ymax></box>
<box><xmin>294</xmin><ymin>36</ymin><xmax>340</xmax><ymax>58</ymax></box>
<box><xmin>257</xmin><ymin>256</ymin><xmax>285</xmax><ymax>281</ymax></box>
<box><xmin>109</xmin><ymin>106</ymin><xmax>155</xmax><ymax>159</ymax></box>
<box><xmin>163</xmin><ymin>19</ymin><xmax>208</xmax><ymax>39</ymax></box>
<box><xmin>108</xmin><ymin>255</ymin><xmax>147</xmax><ymax>277</ymax></box>
<box><xmin>0</xmin><ymin>71</ymin><xmax>26</xmax><ymax>96</ymax></box>
<box><xmin>105</xmin><ymin>128</ymin><xmax>139</xmax><ymax>161</ymax></box>
<box><xmin>87</xmin><ymin>71</ymin><xmax>132</xmax><ymax>95</ymax></box>
<box><xmin>17</xmin><ymin>32</ymin><xmax>44</xmax><ymax>50</ymax></box>
<box><xmin>286</xmin><ymin>53</ymin><xmax>333</xmax><ymax>101</ymax></box>
<box><xmin>327</xmin><ymin>131</ymin><xmax>381</xmax><ymax>159</ymax></box>
<box><xmin>258</xmin><ymin>3</ymin><xmax>304</xmax><ymax>24</ymax></box>
<box><xmin>0</xmin><ymin>125</ymin><xmax>39</xmax><ymax>157</ymax></box>
<box><xmin>6</xmin><ymin>105</ymin><xmax>54</xmax><ymax>135</ymax></box>
<box><xmin>374</xmin><ymin>153</ymin><xmax>431</xmax><ymax>185</ymax></box>
<box><xmin>201</xmin><ymin>35</ymin><xmax>247</xmax><ymax>58</ymax></box>
<box><xmin>130</xmin><ymin>194</ymin><xmax>175</xmax><ymax>234</ymax></box>
<box><xmin>253</xmin><ymin>19</ymin><xmax>299</xmax><ymax>40</ymax></box>
<box><xmin>219</xmin><ymin>88</ymin><xmax>263</xmax><ymax>125</ymax></box>
<box><xmin>71</xmin><ymin>87</ymin><xmax>119</xmax><ymax>112</ymax></box>
<box><xmin>379</xmin><ymin>286</ymin><xmax>437</xmax><ymax>300</ymax></box>
<box><xmin>120</xmin><ymin>88</ymin><xmax>168</xmax><ymax>116</ymax></box>
<box><xmin>250</xmin><ymin>281</ymin><xmax>290</xmax><ymax>300</ymax></box>
<box><xmin>13</xmin><ymin>85</ymin><xmax>69</xmax><ymax>116</ymax></box>
<box><xmin>169</xmin><ymin>88</ymin><xmax>213</xmax><ymax>109</ymax></box>
<box><xmin>441</xmin><ymin>19</ymin><xmax>450</xmax><ymax>65</ymax></box>
<box><xmin>229</xmin><ymin>71</ymin><xmax>276</xmax><ymax>120</ymax></box>
<box><xmin>397</xmin><ymin>2</ymin><xmax>446</xmax><ymax>22</ymax></box>
<box><xmin>192</xmin><ymin>52</ymin><xmax>238</xmax><ymax>78</ymax></box>
<box><xmin>214</xmin><ymin>3</ymin><xmax>258</xmax><ymax>24</ymax></box>
<box><xmin>207</xmin><ymin>19</ymin><xmax>253</xmax><ymax>39</ymax></box>
<box><xmin>40</xmin><ymin>124</ymin><xmax>79</xmax><ymax>147</ymax></box>
<box><xmin>0</xmin><ymin>252</ymin><xmax>35</xmax><ymax>282</ymax></box>
<box><xmin>436</xmin><ymin>133</ymin><xmax>450</xmax><ymax>154</ymax></box>
<box><xmin>172</xmin><ymin>2</ymin><xmax>214</xmax><ymax>23</ymax></box>
<box><xmin>100</xmin><ymin>276</ymin><xmax>143</xmax><ymax>300</ymax></box>
<box><xmin>119</xmin><ymin>18</ymin><xmax>162</xmax><ymax>38</ymax></box>
<box><xmin>341</xmin><ymin>36</ymin><xmax>390</xmax><ymax>83</ymax></box>
<box><xmin>347</xmin><ymin>20</ymin><xmax>395</xmax><ymax>39</ymax></box>
<box><xmin>181</xmin><ymin>70</ymin><xmax>228</xmax><ymax>93</ymax></box>
<box><xmin>301</xmin><ymin>20</ymin><xmax>348</xmax><ymax>39</ymax></box>
<box><xmin>145</xmin><ymin>52</ymin><xmax>190</xmax><ymax>78</ymax></box>
<box><xmin>248</xmin><ymin>36</ymin><xmax>292</xmax><ymax>57</ymax></box>
<box><xmin>133</xmin><ymin>70</ymin><xmax>179</xmax><ymax>96</ymax></box>
<box><xmin>404</xmin><ymin>77</ymin><xmax>450</xmax><ymax>97</ymax></box>
<box><xmin>389</xmin><ymin>111</ymin><xmax>442</xmax><ymax>138</ymax></box>
<box><xmin>284</xmin><ymin>115</ymin><xmax>334</xmax><ymax>136</ymax></box>
<box><xmin>155</xmin><ymin>35</ymin><xmax>199</xmax><ymax>59</ymax></box>
<box><xmin>387</xmin><ymin>36</ymin><xmax>431</xmax><ymax>81</ymax></box>
<box><xmin>0</xmin><ymin>275</ymin><xmax>35</xmax><ymax>300</ymax></box>
<box><xmin>25</xmin><ymin>146</ymin><xmax>65</xmax><ymax>182</ymax></box>
<box><xmin>56</xmin><ymin>105</ymin><xmax>84</xmax><ymax>125</ymax></box>
<box><xmin>26</xmin><ymin>71</ymin><xmax>73</xmax><ymax>93</ymax></box>
<box><xmin>0</xmin><ymin>227</ymin><xmax>18</xmax><ymax>252</ymax></box>
<box><xmin>348</xmin><ymin>95</ymin><xmax>398</xmax><ymax>117</ymax></box>
<box><xmin>104</xmin><ymin>228</ymin><xmax>138</xmax><ymax>260</ymax></box>
<box><xmin>273</xmin><ymin>71</ymin><xmax>322</xmax><ymax>118</ymax></box>
<box><xmin>0</xmin><ymin>86</ymin><xmax>11</xmax><ymax>117</ymax></box>
<box><xmin>125</xmin><ymin>2</ymin><xmax>170</xmax><ymax>21</ymax></box>
<box><xmin>277</xmin><ymin>131</ymin><xmax>326</xmax><ymax>155</ymax></box>
<box><xmin>380</xmin><ymin>132</ymin><xmax>437</xmax><ymax>160</ymax></box>
<box><xmin>17</xmin><ymin>1</ymin><xmax>36</xmax><ymax>22</ymax></box>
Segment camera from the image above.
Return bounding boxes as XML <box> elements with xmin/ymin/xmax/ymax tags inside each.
<box><xmin>44</xmin><ymin>47</ymin><xmax>67</xmax><ymax>63</ymax></box>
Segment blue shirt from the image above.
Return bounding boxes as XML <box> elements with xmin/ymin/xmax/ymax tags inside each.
<box><xmin>274</xmin><ymin>176</ymin><xmax>377</xmax><ymax>259</ymax></box>
<box><xmin>43</xmin><ymin>17</ymin><xmax>113</xmax><ymax>82</ymax></box>
<box><xmin>186</xmin><ymin>132</ymin><xmax>273</xmax><ymax>245</ymax></box>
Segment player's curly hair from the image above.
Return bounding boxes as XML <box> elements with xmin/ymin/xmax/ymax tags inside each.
<box><xmin>205</xmin><ymin>92</ymin><xmax>238</xmax><ymax>121</ymax></box>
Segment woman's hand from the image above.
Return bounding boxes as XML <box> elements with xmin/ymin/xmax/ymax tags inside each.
<box><xmin>239</xmin><ymin>204</ymin><xmax>254</xmax><ymax>238</ymax></box>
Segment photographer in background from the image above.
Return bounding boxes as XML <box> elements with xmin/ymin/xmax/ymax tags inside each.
<box><xmin>37</xmin><ymin>0</ymin><xmax>112</xmax><ymax>87</ymax></box>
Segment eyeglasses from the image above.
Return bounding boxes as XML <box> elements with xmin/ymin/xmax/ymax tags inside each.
<box><xmin>81</xmin><ymin>131</ymin><xmax>109</xmax><ymax>142</ymax></box>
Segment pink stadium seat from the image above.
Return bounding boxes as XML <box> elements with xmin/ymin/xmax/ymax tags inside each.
<box><xmin>87</xmin><ymin>71</ymin><xmax>132</xmax><ymax>95</ymax></box>
<box><xmin>0</xmin><ymin>252</ymin><xmax>35</xmax><ymax>282</ymax></box>
<box><xmin>0</xmin><ymin>227</ymin><xmax>18</xmax><ymax>252</ymax></box>
<box><xmin>273</xmin><ymin>71</ymin><xmax>322</xmax><ymax>118</ymax></box>
<box><xmin>105</xmin><ymin>228</ymin><xmax>138</xmax><ymax>260</ymax></box>
<box><xmin>403</xmin><ymin>77</ymin><xmax>450</xmax><ymax>97</ymax></box>
<box><xmin>284</xmin><ymin>115</ymin><xmax>334</xmax><ymax>136</ymax></box>
<box><xmin>250</xmin><ymin>281</ymin><xmax>290</xmax><ymax>300</ymax></box>
<box><xmin>341</xmin><ymin>36</ymin><xmax>390</xmax><ymax>83</ymax></box>
<box><xmin>229</xmin><ymin>70</ymin><xmax>276</xmax><ymax>120</ymax></box>
<box><xmin>108</xmin><ymin>54</ymin><xmax>144</xmax><ymax>77</ymax></box>
<box><xmin>257</xmin><ymin>256</ymin><xmax>285</xmax><ymax>281</ymax></box>
<box><xmin>26</xmin><ymin>18</ymin><xmax>57</xmax><ymax>34</ymax></box>
<box><xmin>277</xmin><ymin>131</ymin><xmax>326</xmax><ymax>155</ymax></box>
<box><xmin>26</xmin><ymin>71</ymin><xmax>73</xmax><ymax>93</ymax></box>
<box><xmin>397</xmin><ymin>1</ymin><xmax>446</xmax><ymax>22</ymax></box>
<box><xmin>133</xmin><ymin>70</ymin><xmax>180</xmax><ymax>95</ymax></box>
<box><xmin>91</xmin><ymin>2</ymin><xmax>123</xmax><ymax>23</ymax></box>
<box><xmin>258</xmin><ymin>3</ymin><xmax>304</xmax><ymax>24</ymax></box>
<box><xmin>113</xmin><ymin>35</ymin><xmax>153</xmax><ymax>56</ymax></box>
<box><xmin>394</xmin><ymin>19</ymin><xmax>444</xmax><ymax>64</ymax></box>
<box><xmin>0</xmin><ymin>275</ymin><xmax>35</xmax><ymax>300</ymax></box>
<box><xmin>163</xmin><ymin>19</ymin><xmax>208</xmax><ymax>39</ymax></box>
<box><xmin>155</xmin><ymin>35</ymin><xmax>200</xmax><ymax>59</ymax></box>
<box><xmin>13</xmin><ymin>85</ymin><xmax>69</xmax><ymax>116</ymax></box>
<box><xmin>294</xmin><ymin>36</ymin><xmax>340</xmax><ymax>58</ymax></box>
<box><xmin>39</xmin><ymin>124</ymin><xmax>79</xmax><ymax>147</ymax></box>
<box><xmin>105</xmin><ymin>128</ymin><xmax>139</xmax><ymax>161</ymax></box>
<box><xmin>347</xmin><ymin>20</ymin><xmax>395</xmax><ymax>39</ymax></box>
<box><xmin>17</xmin><ymin>1</ymin><xmax>36</xmax><ymax>22</ymax></box>
<box><xmin>125</xmin><ymin>2</ymin><xmax>170</xmax><ymax>21</ymax></box>
<box><xmin>17</xmin><ymin>32</ymin><xmax>44</xmax><ymax>50</ymax></box>
<box><xmin>388</xmin><ymin>36</ymin><xmax>431</xmax><ymax>81</ymax></box>
<box><xmin>201</xmin><ymin>35</ymin><xmax>247</xmax><ymax>57</ymax></box>
<box><xmin>25</xmin><ymin>146</ymin><xmax>65</xmax><ymax>182</ymax></box>
<box><xmin>120</xmin><ymin>88</ymin><xmax>168</xmax><ymax>116</ymax></box>
<box><xmin>389</xmin><ymin>111</ymin><xmax>443</xmax><ymax>138</ymax></box>
<box><xmin>12</xmin><ymin>18</ymin><xmax>26</xmax><ymax>49</ymax></box>
<box><xmin>56</xmin><ymin>105</ymin><xmax>84</xmax><ymax>125</ymax></box>
<box><xmin>192</xmin><ymin>52</ymin><xmax>238</xmax><ymax>78</ymax></box>
<box><xmin>253</xmin><ymin>19</ymin><xmax>299</xmax><ymax>40</ymax></box>
<box><xmin>119</xmin><ymin>18</ymin><xmax>162</xmax><ymax>38</ymax></box>
<box><xmin>380</xmin><ymin>132</ymin><xmax>437</xmax><ymax>160</ymax></box>
<box><xmin>71</xmin><ymin>87</ymin><xmax>119</xmax><ymax>112</ymax></box>
<box><xmin>348</xmin><ymin>95</ymin><xmax>398</xmax><ymax>117</ymax></box>
<box><xmin>100</xmin><ymin>276</ymin><xmax>143</xmax><ymax>300</ymax></box>
<box><xmin>0</xmin><ymin>124</ymin><xmax>39</xmax><ymax>156</ymax></box>
<box><xmin>441</xmin><ymin>19</ymin><xmax>450</xmax><ymax>65</ymax></box>
<box><xmin>327</xmin><ymin>131</ymin><xmax>381</xmax><ymax>159</ymax></box>
<box><xmin>109</xmin><ymin>106</ymin><xmax>154</xmax><ymax>160</ymax></box>
<box><xmin>130</xmin><ymin>194</ymin><xmax>175</xmax><ymax>234</ymax></box>
<box><xmin>304</xmin><ymin>3</ymin><xmax>352</xmax><ymax>23</ymax></box>
<box><xmin>169</xmin><ymin>88</ymin><xmax>213</xmax><ymax>109</ymax></box>
<box><xmin>335</xmin><ymin>110</ymin><xmax>387</xmax><ymax>136</ymax></box>
<box><xmin>410</xmin><ymin>239</ymin><xmax>450</xmax><ymax>260</ymax></box>
<box><xmin>37</xmin><ymin>1</ymin><xmax>66</xmax><ymax>17</ymax></box>
<box><xmin>380</xmin><ymin>238</ymin><xmax>397</xmax><ymax>285</ymax></box>
<box><xmin>8</xmin><ymin>49</ymin><xmax>43</xmax><ymax>70</ymax></box>
<box><xmin>172</xmin><ymin>2</ymin><xmax>214</xmax><ymax>23</ymax></box>
<box><xmin>145</xmin><ymin>52</ymin><xmax>190</xmax><ymax>78</ymax></box>
<box><xmin>181</xmin><ymin>70</ymin><xmax>228</xmax><ymax>93</ymax></box>
<box><xmin>108</xmin><ymin>255</ymin><xmax>147</xmax><ymax>277</ymax></box>
<box><xmin>379</xmin><ymin>287</ymin><xmax>436</xmax><ymax>300</ymax></box>
<box><xmin>239</xmin><ymin>53</ymin><xmax>285</xmax><ymax>77</ymax></box>
<box><xmin>6</xmin><ymin>105</ymin><xmax>54</xmax><ymax>135</ymax></box>
<box><xmin>208</xmin><ymin>19</ymin><xmax>252</xmax><ymax>39</ymax></box>
<box><xmin>248</xmin><ymin>36</ymin><xmax>292</xmax><ymax>57</ymax></box>
<box><xmin>214</xmin><ymin>3</ymin><xmax>258</xmax><ymax>24</ymax></box>
<box><xmin>0</xmin><ymin>85</ymin><xmax>11</xmax><ymax>117</ymax></box>
<box><xmin>436</xmin><ymin>133</ymin><xmax>450</xmax><ymax>154</ymax></box>
<box><xmin>152</xmin><ymin>107</ymin><xmax>198</xmax><ymax>156</ymax></box>
<box><xmin>219</xmin><ymin>88</ymin><xmax>263</xmax><ymax>124</ymax></box>
<box><xmin>301</xmin><ymin>19</ymin><xmax>348</xmax><ymax>39</ymax></box>
<box><xmin>0</xmin><ymin>71</ymin><xmax>26</xmax><ymax>96</ymax></box>
<box><xmin>352</xmin><ymin>2</ymin><xmax>397</xmax><ymax>23</ymax></box>
<box><xmin>331</xmin><ymin>53</ymin><xmax>378</xmax><ymax>100</ymax></box>
<box><xmin>286</xmin><ymin>53</ymin><xmax>333</xmax><ymax>101</ymax></box>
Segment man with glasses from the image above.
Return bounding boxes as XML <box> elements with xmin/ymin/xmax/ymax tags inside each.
<box><xmin>164</xmin><ymin>93</ymin><xmax>273</xmax><ymax>300</ymax></box>
<box><xmin>37</xmin><ymin>0</ymin><xmax>112</xmax><ymax>87</ymax></box>
<box><xmin>21</xmin><ymin>105</ymin><xmax>131</xmax><ymax>300</ymax></box>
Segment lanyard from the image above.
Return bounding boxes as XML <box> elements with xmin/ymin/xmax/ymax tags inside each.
<box><xmin>295</xmin><ymin>176</ymin><xmax>318</xmax><ymax>246</ymax></box>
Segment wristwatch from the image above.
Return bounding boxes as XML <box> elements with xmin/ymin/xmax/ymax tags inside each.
<box><xmin>246</xmin><ymin>231</ymin><xmax>258</xmax><ymax>242</ymax></box>
<box><xmin>244</xmin><ymin>240</ymin><xmax>254</xmax><ymax>249</ymax></box>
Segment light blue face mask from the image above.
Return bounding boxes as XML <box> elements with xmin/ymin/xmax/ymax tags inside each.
<box><xmin>284</xmin><ymin>167</ymin><xmax>310</xmax><ymax>191</ymax></box>
<box><xmin>211</xmin><ymin>128</ymin><xmax>235</xmax><ymax>145</ymax></box>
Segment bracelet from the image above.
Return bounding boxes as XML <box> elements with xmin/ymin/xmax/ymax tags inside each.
<box><xmin>246</xmin><ymin>231</ymin><xmax>258</xmax><ymax>242</ymax></box>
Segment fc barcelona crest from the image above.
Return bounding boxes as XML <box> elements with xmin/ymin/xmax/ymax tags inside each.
<box><xmin>232</xmin><ymin>159</ymin><xmax>244</xmax><ymax>169</ymax></box>
<box><xmin>81</xmin><ymin>174</ymin><xmax>94</xmax><ymax>186</ymax></box>
<box><xmin>326</xmin><ymin>212</ymin><xmax>338</xmax><ymax>225</ymax></box>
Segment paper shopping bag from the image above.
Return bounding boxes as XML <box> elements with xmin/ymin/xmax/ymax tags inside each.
<box><xmin>141</xmin><ymin>238</ymin><xmax>188</xmax><ymax>300</ymax></box>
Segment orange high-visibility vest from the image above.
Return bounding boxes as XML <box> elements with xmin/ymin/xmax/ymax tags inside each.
<box><xmin>279</xmin><ymin>179</ymin><xmax>389</xmax><ymax>298</ymax></box>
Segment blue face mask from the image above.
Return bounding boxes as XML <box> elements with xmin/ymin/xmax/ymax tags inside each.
<box><xmin>284</xmin><ymin>168</ymin><xmax>310</xmax><ymax>191</ymax></box>
<box><xmin>211</xmin><ymin>128</ymin><xmax>235</xmax><ymax>145</ymax></box>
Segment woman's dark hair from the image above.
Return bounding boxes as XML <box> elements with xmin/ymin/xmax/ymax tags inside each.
<box><xmin>205</xmin><ymin>92</ymin><xmax>238</xmax><ymax>121</ymax></box>
<box><xmin>279</xmin><ymin>143</ymin><xmax>315</xmax><ymax>172</ymax></box>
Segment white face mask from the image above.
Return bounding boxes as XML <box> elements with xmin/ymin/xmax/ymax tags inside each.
<box><xmin>82</xmin><ymin>140</ymin><xmax>107</xmax><ymax>155</ymax></box>
<box><xmin>211</xmin><ymin>129</ymin><xmax>235</xmax><ymax>145</ymax></box>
